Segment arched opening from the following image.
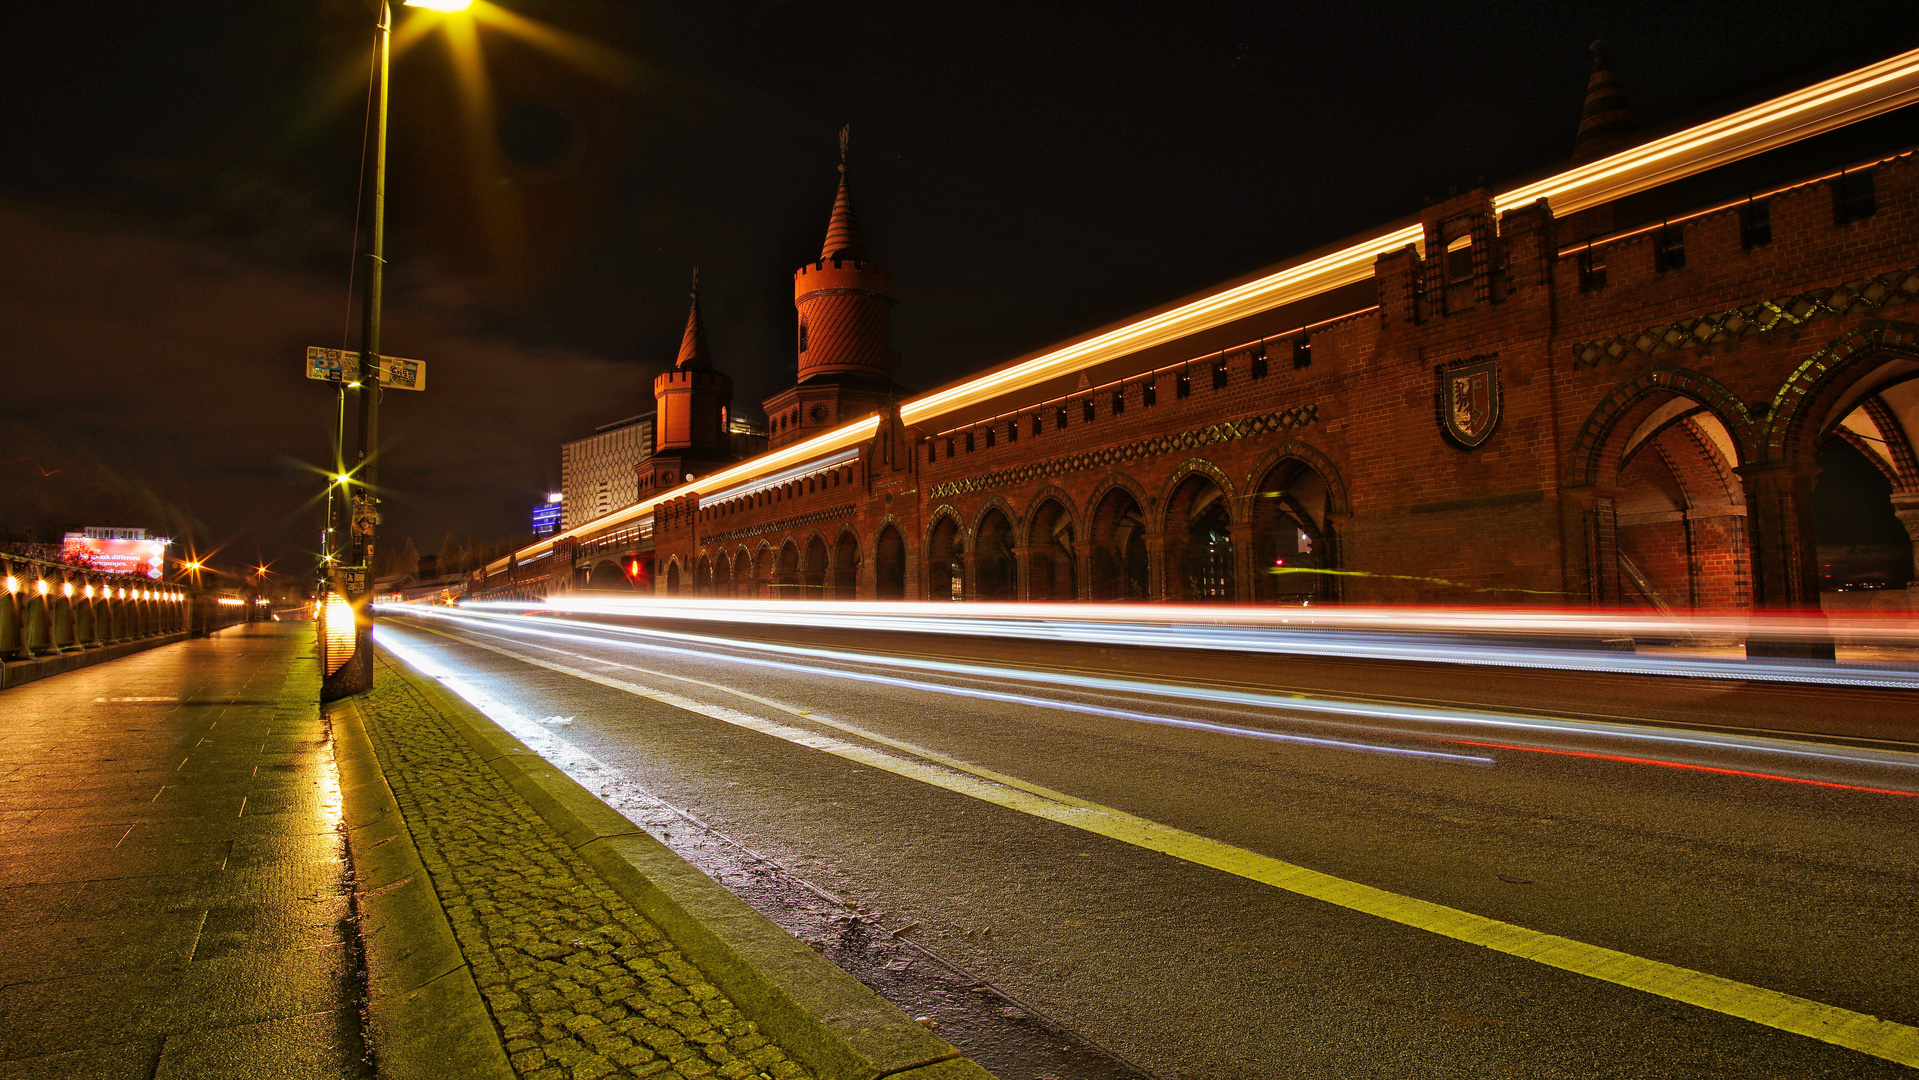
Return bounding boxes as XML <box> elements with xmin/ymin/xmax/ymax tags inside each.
<box><xmin>1810</xmin><ymin>368</ymin><xmax>1919</xmax><ymax>600</ymax></box>
<box><xmin>665</xmin><ymin>560</ymin><xmax>681</xmax><ymax>597</ymax></box>
<box><xmin>1089</xmin><ymin>486</ymin><xmax>1149</xmax><ymax>600</ymax></box>
<box><xmin>1570</xmin><ymin>371</ymin><xmax>1758</xmax><ymax>612</ymax></box>
<box><xmin>974</xmin><ymin>509</ymin><xmax>1016</xmax><ymax>601</ymax></box>
<box><xmin>926</xmin><ymin>515</ymin><xmax>964</xmax><ymax>602</ymax></box>
<box><xmin>694</xmin><ymin>557</ymin><xmax>713</xmax><ymax>597</ymax></box>
<box><xmin>1165</xmin><ymin>473</ymin><xmax>1233</xmax><ymax>602</ymax></box>
<box><xmin>1025</xmin><ymin>498</ymin><xmax>1077</xmax><ymax>601</ymax></box>
<box><xmin>1250</xmin><ymin>458</ymin><xmax>1339</xmax><ymax>604</ymax></box>
<box><xmin>832</xmin><ymin>532</ymin><xmax>860</xmax><ymax>599</ymax></box>
<box><xmin>586</xmin><ymin>559</ymin><xmax>637</xmax><ymax>591</ymax></box>
<box><xmin>775</xmin><ymin>541</ymin><xmax>800</xmax><ymax>599</ymax></box>
<box><xmin>874</xmin><ymin>525</ymin><xmax>906</xmax><ymax>599</ymax></box>
<box><xmin>803</xmin><ymin>535</ymin><xmax>828</xmax><ymax>599</ymax></box>
<box><xmin>713</xmin><ymin>553</ymin><xmax>732</xmax><ymax>599</ymax></box>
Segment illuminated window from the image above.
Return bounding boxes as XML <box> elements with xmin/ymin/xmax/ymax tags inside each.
<box><xmin>1445</xmin><ymin>234</ymin><xmax>1473</xmax><ymax>285</ymax></box>
<box><xmin>1251</xmin><ymin>348</ymin><xmax>1268</xmax><ymax>379</ymax></box>
<box><xmin>1211</xmin><ymin>360</ymin><xmax>1228</xmax><ymax>389</ymax></box>
<box><xmin>1176</xmin><ymin>370</ymin><xmax>1190</xmax><ymax>398</ymax></box>
<box><xmin>1741</xmin><ymin>199</ymin><xmax>1772</xmax><ymax>248</ymax></box>
<box><xmin>1143</xmin><ymin>380</ymin><xmax>1157</xmax><ymax>406</ymax></box>
<box><xmin>1294</xmin><ymin>339</ymin><xmax>1312</xmax><ymax>369</ymax></box>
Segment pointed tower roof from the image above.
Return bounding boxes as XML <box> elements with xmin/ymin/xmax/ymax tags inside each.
<box><xmin>675</xmin><ymin>268</ymin><xmax>711</xmax><ymax>370</ymax></box>
<box><xmin>820</xmin><ymin>125</ymin><xmax>868</xmax><ymax>262</ymax></box>
<box><xmin>1572</xmin><ymin>40</ymin><xmax>1634</xmax><ymax>163</ymax></box>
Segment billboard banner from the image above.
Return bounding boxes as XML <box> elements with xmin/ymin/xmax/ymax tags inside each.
<box><xmin>305</xmin><ymin>347</ymin><xmax>426</xmax><ymax>391</ymax></box>
<box><xmin>62</xmin><ymin>534</ymin><xmax>167</xmax><ymax>579</ymax></box>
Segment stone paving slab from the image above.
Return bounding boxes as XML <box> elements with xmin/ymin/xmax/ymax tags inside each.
<box><xmin>0</xmin><ymin>622</ymin><xmax>372</xmax><ymax>1079</ymax></box>
<box><xmin>350</xmin><ymin>650</ymin><xmax>824</xmax><ymax>1080</ymax></box>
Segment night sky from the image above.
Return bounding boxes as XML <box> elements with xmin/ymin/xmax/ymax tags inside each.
<box><xmin>4</xmin><ymin>1</ymin><xmax>1915</xmax><ymax>576</ymax></box>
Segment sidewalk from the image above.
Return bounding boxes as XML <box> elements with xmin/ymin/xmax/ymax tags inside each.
<box><xmin>2</xmin><ymin>619</ymin><xmax>988</xmax><ymax>1080</ymax></box>
<box><xmin>0</xmin><ymin>622</ymin><xmax>370</xmax><ymax>1078</ymax></box>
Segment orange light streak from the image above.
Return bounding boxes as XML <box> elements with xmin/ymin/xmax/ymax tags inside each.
<box><xmin>1447</xmin><ymin>740</ymin><xmax>1919</xmax><ymax>799</ymax></box>
<box><xmin>492</xmin><ymin>46</ymin><xmax>1919</xmax><ymax>574</ymax></box>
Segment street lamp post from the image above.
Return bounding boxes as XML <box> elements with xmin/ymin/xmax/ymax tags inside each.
<box><xmin>323</xmin><ymin>0</ymin><xmax>393</xmax><ymax>701</ymax></box>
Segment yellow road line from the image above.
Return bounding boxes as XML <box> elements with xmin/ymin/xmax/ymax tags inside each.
<box><xmin>398</xmin><ymin>621</ymin><xmax>1919</xmax><ymax>1068</ymax></box>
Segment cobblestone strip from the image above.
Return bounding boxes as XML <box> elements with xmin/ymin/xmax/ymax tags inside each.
<box><xmin>355</xmin><ymin>666</ymin><xmax>817</xmax><ymax>1080</ymax></box>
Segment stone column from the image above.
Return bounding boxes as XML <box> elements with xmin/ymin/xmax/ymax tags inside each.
<box><xmin>1892</xmin><ymin>492</ymin><xmax>1919</xmax><ymax>589</ymax></box>
<box><xmin>960</xmin><ymin>553</ymin><xmax>979</xmax><ymax>603</ymax></box>
<box><xmin>1145</xmin><ymin>534</ymin><xmax>1168</xmax><ymax>603</ymax></box>
<box><xmin>1738</xmin><ymin>461</ymin><xmax>1833</xmax><ymax>659</ymax></box>
<box><xmin>1011</xmin><ymin>546</ymin><xmax>1033</xmax><ymax>602</ymax></box>
<box><xmin>1072</xmin><ymin>540</ymin><xmax>1095</xmax><ymax>601</ymax></box>
<box><xmin>1229</xmin><ymin>522</ymin><xmax>1257</xmax><ymax>604</ymax></box>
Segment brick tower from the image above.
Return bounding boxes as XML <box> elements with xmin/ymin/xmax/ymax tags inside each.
<box><xmin>762</xmin><ymin>128</ymin><xmax>904</xmax><ymax>450</ymax></box>
<box><xmin>1571</xmin><ymin>39</ymin><xmax>1634</xmax><ymax>164</ymax></box>
<box><xmin>644</xmin><ymin>270</ymin><xmax>736</xmax><ymax>494</ymax></box>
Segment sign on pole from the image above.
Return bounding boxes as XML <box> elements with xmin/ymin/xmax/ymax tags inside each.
<box><xmin>305</xmin><ymin>347</ymin><xmax>427</xmax><ymax>391</ymax></box>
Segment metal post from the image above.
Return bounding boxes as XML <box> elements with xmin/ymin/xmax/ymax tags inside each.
<box><xmin>324</xmin><ymin>0</ymin><xmax>390</xmax><ymax>701</ymax></box>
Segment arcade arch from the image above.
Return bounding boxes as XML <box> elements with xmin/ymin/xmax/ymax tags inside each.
<box><xmin>1088</xmin><ymin>481</ymin><xmax>1149</xmax><ymax>601</ymax></box>
<box><xmin>926</xmin><ymin>511</ymin><xmax>965</xmax><ymax>602</ymax></box>
<box><xmin>1025</xmin><ymin>496</ymin><xmax>1078</xmax><ymax>602</ymax></box>
<box><xmin>1162</xmin><ymin>468</ymin><xmax>1234</xmax><ymax>601</ymax></box>
<box><xmin>874</xmin><ymin>525</ymin><xmax>906</xmax><ymax>599</ymax></box>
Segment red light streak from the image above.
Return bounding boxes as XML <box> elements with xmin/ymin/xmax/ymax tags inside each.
<box><xmin>1444</xmin><ymin>739</ymin><xmax>1919</xmax><ymax>798</ymax></box>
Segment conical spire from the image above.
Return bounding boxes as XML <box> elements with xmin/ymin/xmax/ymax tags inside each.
<box><xmin>820</xmin><ymin>125</ymin><xmax>868</xmax><ymax>262</ymax></box>
<box><xmin>675</xmin><ymin>267</ymin><xmax>711</xmax><ymax>370</ymax></box>
<box><xmin>1572</xmin><ymin>40</ymin><xmax>1634</xmax><ymax>163</ymax></box>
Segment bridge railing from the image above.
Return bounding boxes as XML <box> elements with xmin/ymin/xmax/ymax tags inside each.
<box><xmin>0</xmin><ymin>552</ymin><xmax>236</xmax><ymax>661</ymax></box>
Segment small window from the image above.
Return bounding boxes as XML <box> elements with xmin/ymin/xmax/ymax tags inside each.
<box><xmin>945</xmin><ymin>438</ymin><xmax>955</xmax><ymax>459</ymax></box>
<box><xmin>797</xmin><ymin>320</ymin><xmax>808</xmax><ymax>353</ymax></box>
<box><xmin>1834</xmin><ymin>169</ymin><xmax>1876</xmax><ymax>225</ymax></box>
<box><xmin>1579</xmin><ymin>247</ymin><xmax>1607</xmax><ymax>292</ymax></box>
<box><xmin>1212</xmin><ymin>361</ymin><xmax>1228</xmax><ymax>390</ymax></box>
<box><xmin>928</xmin><ymin>442</ymin><xmax>936</xmax><ymax>464</ymax></box>
<box><xmin>1654</xmin><ymin>222</ymin><xmax>1685</xmax><ymax>272</ymax></box>
<box><xmin>965</xmin><ymin>432</ymin><xmax>975</xmax><ymax>452</ymax></box>
<box><xmin>1056</xmin><ymin>405</ymin><xmax>1069</xmax><ymax>429</ymax></box>
<box><xmin>1008</xmin><ymin>418</ymin><xmax>1018</xmax><ymax>442</ymax></box>
<box><xmin>1293</xmin><ymin>339</ymin><xmax>1312</xmax><ymax>370</ymax></box>
<box><xmin>1445</xmin><ymin>234</ymin><xmax>1473</xmax><ymax>285</ymax></box>
<box><xmin>1251</xmin><ymin>350</ymin><xmax>1268</xmax><ymax>379</ymax></box>
<box><xmin>1031</xmin><ymin>414</ymin><xmax>1043</xmax><ymax>437</ymax></box>
<box><xmin>1143</xmin><ymin>380</ymin><xmax>1157</xmax><ymax>406</ymax></box>
<box><xmin>984</xmin><ymin>427</ymin><xmax>995</xmax><ymax>448</ymax></box>
<box><xmin>1111</xmin><ymin>388</ymin><xmax>1124</xmax><ymax>415</ymax></box>
<box><xmin>1083</xmin><ymin>398</ymin><xmax>1095</xmax><ymax>423</ymax></box>
<box><xmin>1176</xmin><ymin>370</ymin><xmax>1191</xmax><ymax>398</ymax></box>
<box><xmin>1741</xmin><ymin>199</ymin><xmax>1772</xmax><ymax>249</ymax></box>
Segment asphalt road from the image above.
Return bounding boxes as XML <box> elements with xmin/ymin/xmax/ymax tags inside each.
<box><xmin>374</xmin><ymin>608</ymin><xmax>1919</xmax><ymax>1080</ymax></box>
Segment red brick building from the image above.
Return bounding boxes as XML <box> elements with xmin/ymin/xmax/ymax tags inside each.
<box><xmin>485</xmin><ymin>48</ymin><xmax>1919</xmax><ymax>623</ymax></box>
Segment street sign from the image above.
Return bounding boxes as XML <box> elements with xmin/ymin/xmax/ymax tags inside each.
<box><xmin>305</xmin><ymin>347</ymin><xmax>427</xmax><ymax>391</ymax></box>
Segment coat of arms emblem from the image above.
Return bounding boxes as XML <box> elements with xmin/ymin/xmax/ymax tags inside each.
<box><xmin>1440</xmin><ymin>356</ymin><xmax>1500</xmax><ymax>448</ymax></box>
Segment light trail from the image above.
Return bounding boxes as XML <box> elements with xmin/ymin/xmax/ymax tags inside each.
<box><xmin>458</xmin><ymin>596</ymin><xmax>1919</xmax><ymax>691</ymax></box>
<box><xmin>1446</xmin><ymin>740</ymin><xmax>1919</xmax><ymax>799</ymax></box>
<box><xmin>397</xmin><ymin>608</ymin><xmax>1494</xmax><ymax>766</ymax></box>
<box><xmin>385</xmin><ymin>605</ymin><xmax>1919</xmax><ymax>792</ymax></box>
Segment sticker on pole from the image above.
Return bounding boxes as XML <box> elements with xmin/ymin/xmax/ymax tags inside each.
<box><xmin>305</xmin><ymin>347</ymin><xmax>427</xmax><ymax>391</ymax></box>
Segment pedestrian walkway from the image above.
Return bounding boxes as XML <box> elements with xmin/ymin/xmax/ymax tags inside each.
<box><xmin>0</xmin><ymin>622</ymin><xmax>370</xmax><ymax>1079</ymax></box>
<box><xmin>352</xmin><ymin>652</ymin><xmax>817</xmax><ymax>1080</ymax></box>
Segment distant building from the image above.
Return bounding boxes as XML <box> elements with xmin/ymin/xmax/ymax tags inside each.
<box><xmin>729</xmin><ymin>416</ymin><xmax>768</xmax><ymax>460</ymax></box>
<box><xmin>531</xmin><ymin>493</ymin><xmax>563</xmax><ymax>538</ymax></box>
<box><xmin>561</xmin><ymin>415</ymin><xmax>654</xmax><ymax>530</ymax></box>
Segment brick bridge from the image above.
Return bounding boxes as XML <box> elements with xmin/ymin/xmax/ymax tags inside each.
<box><xmin>479</xmin><ymin>49</ymin><xmax>1919</xmax><ymax>627</ymax></box>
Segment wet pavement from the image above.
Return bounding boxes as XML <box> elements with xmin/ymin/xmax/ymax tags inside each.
<box><xmin>0</xmin><ymin>622</ymin><xmax>372</xmax><ymax>1079</ymax></box>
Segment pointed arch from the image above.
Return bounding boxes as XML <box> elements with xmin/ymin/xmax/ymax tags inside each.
<box><xmin>1764</xmin><ymin>320</ymin><xmax>1919</xmax><ymax>465</ymax></box>
<box><xmin>1567</xmin><ymin>365</ymin><xmax>1759</xmax><ymax>487</ymax></box>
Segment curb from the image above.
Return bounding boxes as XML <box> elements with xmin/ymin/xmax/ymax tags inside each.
<box><xmin>376</xmin><ymin>643</ymin><xmax>998</xmax><ymax>1080</ymax></box>
<box><xmin>0</xmin><ymin>632</ymin><xmax>188</xmax><ymax>691</ymax></box>
<box><xmin>330</xmin><ymin>694</ymin><xmax>518</xmax><ymax>1080</ymax></box>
